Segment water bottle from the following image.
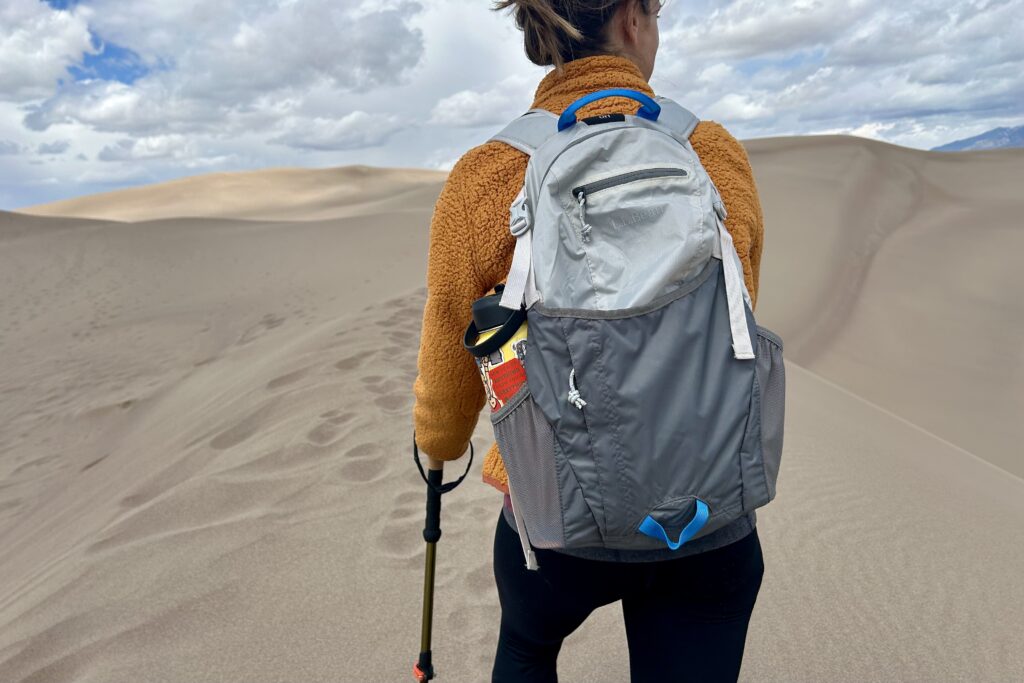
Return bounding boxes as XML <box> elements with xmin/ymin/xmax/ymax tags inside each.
<box><xmin>463</xmin><ymin>284</ymin><xmax>529</xmax><ymax>412</ymax></box>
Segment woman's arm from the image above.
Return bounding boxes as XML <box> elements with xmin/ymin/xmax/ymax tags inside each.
<box><xmin>690</xmin><ymin>120</ymin><xmax>765</xmax><ymax>311</ymax></box>
<box><xmin>412</xmin><ymin>157</ymin><xmax>488</xmax><ymax>463</ymax></box>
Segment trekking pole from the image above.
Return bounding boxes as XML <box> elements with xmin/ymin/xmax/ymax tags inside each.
<box><xmin>411</xmin><ymin>432</ymin><xmax>473</xmax><ymax>682</ymax></box>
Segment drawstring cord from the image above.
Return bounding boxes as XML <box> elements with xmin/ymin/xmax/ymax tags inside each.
<box><xmin>568</xmin><ymin>369</ymin><xmax>587</xmax><ymax>410</ymax></box>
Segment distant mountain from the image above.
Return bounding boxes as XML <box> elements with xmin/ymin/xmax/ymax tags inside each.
<box><xmin>931</xmin><ymin>125</ymin><xmax>1024</xmax><ymax>151</ymax></box>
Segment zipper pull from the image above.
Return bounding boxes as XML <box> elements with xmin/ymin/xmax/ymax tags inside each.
<box><xmin>576</xmin><ymin>191</ymin><xmax>592</xmax><ymax>242</ymax></box>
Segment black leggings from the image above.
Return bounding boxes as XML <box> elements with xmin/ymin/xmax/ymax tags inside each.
<box><xmin>491</xmin><ymin>511</ymin><xmax>764</xmax><ymax>683</ymax></box>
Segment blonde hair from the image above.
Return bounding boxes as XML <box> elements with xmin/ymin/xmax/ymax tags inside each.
<box><xmin>491</xmin><ymin>0</ymin><xmax>655</xmax><ymax>74</ymax></box>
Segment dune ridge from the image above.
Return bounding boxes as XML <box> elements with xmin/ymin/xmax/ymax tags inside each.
<box><xmin>745</xmin><ymin>136</ymin><xmax>1024</xmax><ymax>479</ymax></box>
<box><xmin>16</xmin><ymin>164</ymin><xmax>448</xmax><ymax>223</ymax></box>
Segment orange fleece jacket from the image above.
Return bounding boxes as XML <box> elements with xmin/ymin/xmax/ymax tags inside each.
<box><xmin>412</xmin><ymin>54</ymin><xmax>765</xmax><ymax>494</ymax></box>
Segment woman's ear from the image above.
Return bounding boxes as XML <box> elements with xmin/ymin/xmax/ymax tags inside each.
<box><xmin>607</xmin><ymin>0</ymin><xmax>642</xmax><ymax>50</ymax></box>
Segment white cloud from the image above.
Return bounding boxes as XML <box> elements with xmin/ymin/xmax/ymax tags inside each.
<box><xmin>22</xmin><ymin>1</ymin><xmax>427</xmax><ymax>135</ymax></box>
<box><xmin>24</xmin><ymin>79</ymin><xmax>221</xmax><ymax>134</ymax></box>
<box><xmin>666</xmin><ymin>0</ymin><xmax>868</xmax><ymax>61</ymax></box>
<box><xmin>696</xmin><ymin>63</ymin><xmax>738</xmax><ymax>84</ymax></box>
<box><xmin>98</xmin><ymin>134</ymin><xmax>197</xmax><ymax>162</ymax></box>
<box><xmin>38</xmin><ymin>139</ymin><xmax>71</xmax><ymax>154</ymax></box>
<box><xmin>429</xmin><ymin>72</ymin><xmax>535</xmax><ymax>127</ymax></box>
<box><xmin>704</xmin><ymin>93</ymin><xmax>771</xmax><ymax>122</ymax></box>
<box><xmin>0</xmin><ymin>0</ymin><xmax>97</xmax><ymax>102</ymax></box>
<box><xmin>268</xmin><ymin>111</ymin><xmax>403</xmax><ymax>151</ymax></box>
<box><xmin>654</xmin><ymin>0</ymin><xmax>1024</xmax><ymax>146</ymax></box>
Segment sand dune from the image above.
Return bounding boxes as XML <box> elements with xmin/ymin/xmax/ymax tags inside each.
<box><xmin>746</xmin><ymin>136</ymin><xmax>1024</xmax><ymax>479</ymax></box>
<box><xmin>16</xmin><ymin>164</ymin><xmax>448</xmax><ymax>223</ymax></box>
<box><xmin>1</xmin><ymin>139</ymin><xmax>1022</xmax><ymax>681</ymax></box>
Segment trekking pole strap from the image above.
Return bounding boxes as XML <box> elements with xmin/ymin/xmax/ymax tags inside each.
<box><xmin>412</xmin><ymin>431</ymin><xmax>474</xmax><ymax>495</ymax></box>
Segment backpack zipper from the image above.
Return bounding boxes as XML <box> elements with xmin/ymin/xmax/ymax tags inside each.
<box><xmin>571</xmin><ymin>167</ymin><xmax>688</xmax><ymax>200</ymax></box>
<box><xmin>571</xmin><ymin>167</ymin><xmax>689</xmax><ymax>242</ymax></box>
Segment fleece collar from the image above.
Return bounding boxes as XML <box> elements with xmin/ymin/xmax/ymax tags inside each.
<box><xmin>530</xmin><ymin>54</ymin><xmax>655</xmax><ymax>115</ymax></box>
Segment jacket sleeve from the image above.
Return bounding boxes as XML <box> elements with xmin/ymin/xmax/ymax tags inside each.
<box><xmin>412</xmin><ymin>157</ymin><xmax>488</xmax><ymax>461</ymax></box>
<box><xmin>690</xmin><ymin>121</ymin><xmax>765</xmax><ymax>311</ymax></box>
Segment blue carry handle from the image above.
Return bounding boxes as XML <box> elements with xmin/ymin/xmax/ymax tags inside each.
<box><xmin>557</xmin><ymin>88</ymin><xmax>662</xmax><ymax>131</ymax></box>
<box><xmin>638</xmin><ymin>499</ymin><xmax>710</xmax><ymax>550</ymax></box>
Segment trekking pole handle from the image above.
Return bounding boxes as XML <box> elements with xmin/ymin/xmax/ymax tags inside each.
<box><xmin>557</xmin><ymin>88</ymin><xmax>662</xmax><ymax>131</ymax></box>
<box><xmin>423</xmin><ymin>467</ymin><xmax>443</xmax><ymax>544</ymax></box>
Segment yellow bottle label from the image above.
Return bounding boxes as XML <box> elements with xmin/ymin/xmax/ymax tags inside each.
<box><xmin>475</xmin><ymin>321</ymin><xmax>529</xmax><ymax>412</ymax></box>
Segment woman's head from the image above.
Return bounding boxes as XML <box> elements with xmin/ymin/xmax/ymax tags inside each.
<box><xmin>491</xmin><ymin>0</ymin><xmax>663</xmax><ymax>80</ymax></box>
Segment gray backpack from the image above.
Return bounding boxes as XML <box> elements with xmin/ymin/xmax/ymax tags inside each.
<box><xmin>488</xmin><ymin>89</ymin><xmax>785</xmax><ymax>569</ymax></box>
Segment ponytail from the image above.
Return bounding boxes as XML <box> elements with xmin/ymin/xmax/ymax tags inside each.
<box><xmin>491</xmin><ymin>0</ymin><xmax>654</xmax><ymax>73</ymax></box>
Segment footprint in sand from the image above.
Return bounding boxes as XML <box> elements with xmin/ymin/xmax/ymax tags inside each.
<box><xmin>335</xmin><ymin>441</ymin><xmax>388</xmax><ymax>483</ymax></box>
<box><xmin>388</xmin><ymin>504</ymin><xmax>422</xmax><ymax>522</ymax></box>
<box><xmin>267</xmin><ymin>367</ymin><xmax>309</xmax><ymax>390</ymax></box>
<box><xmin>375</xmin><ymin>519</ymin><xmax>423</xmax><ymax>560</ymax></box>
<box><xmin>363</xmin><ymin>381</ymin><xmax>391</xmax><ymax>396</ymax></box>
<box><xmin>393</xmin><ymin>490</ymin><xmax>423</xmax><ymax>507</ymax></box>
<box><xmin>366</xmin><ymin>376</ymin><xmax>405</xmax><ymax>397</ymax></box>
<box><xmin>374</xmin><ymin>393</ymin><xmax>411</xmax><ymax>412</ymax></box>
<box><xmin>119</xmin><ymin>492</ymin><xmax>150</xmax><ymax>509</ymax></box>
<box><xmin>345</xmin><ymin>442</ymin><xmax>381</xmax><ymax>459</ymax></box>
<box><xmin>237</xmin><ymin>313</ymin><xmax>287</xmax><ymax>345</ymax></box>
<box><xmin>334</xmin><ymin>350</ymin><xmax>375</xmax><ymax>371</ymax></box>
<box><xmin>465</xmin><ymin>562</ymin><xmax>496</xmax><ymax>595</ymax></box>
<box><xmin>337</xmin><ymin>459</ymin><xmax>387</xmax><ymax>482</ymax></box>
<box><xmin>319</xmin><ymin>409</ymin><xmax>356</xmax><ymax>425</ymax></box>
<box><xmin>306</xmin><ymin>421</ymin><xmax>342</xmax><ymax>446</ymax></box>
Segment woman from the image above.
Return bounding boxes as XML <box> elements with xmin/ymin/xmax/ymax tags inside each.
<box><xmin>412</xmin><ymin>1</ymin><xmax>766</xmax><ymax>680</ymax></box>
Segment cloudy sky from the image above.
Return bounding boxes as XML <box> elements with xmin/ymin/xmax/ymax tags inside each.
<box><xmin>1</xmin><ymin>0</ymin><xmax>1021</xmax><ymax>209</ymax></box>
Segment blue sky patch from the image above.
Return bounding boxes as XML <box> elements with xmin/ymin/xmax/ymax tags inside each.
<box><xmin>61</xmin><ymin>31</ymin><xmax>151</xmax><ymax>86</ymax></box>
<box><xmin>45</xmin><ymin>3</ymin><xmax>151</xmax><ymax>86</ymax></box>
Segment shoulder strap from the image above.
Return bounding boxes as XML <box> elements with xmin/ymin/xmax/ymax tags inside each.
<box><xmin>488</xmin><ymin>108</ymin><xmax>559</xmax><ymax>156</ymax></box>
<box><xmin>652</xmin><ymin>95</ymin><xmax>700</xmax><ymax>139</ymax></box>
<box><xmin>489</xmin><ymin>109</ymin><xmax>556</xmax><ymax>312</ymax></box>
